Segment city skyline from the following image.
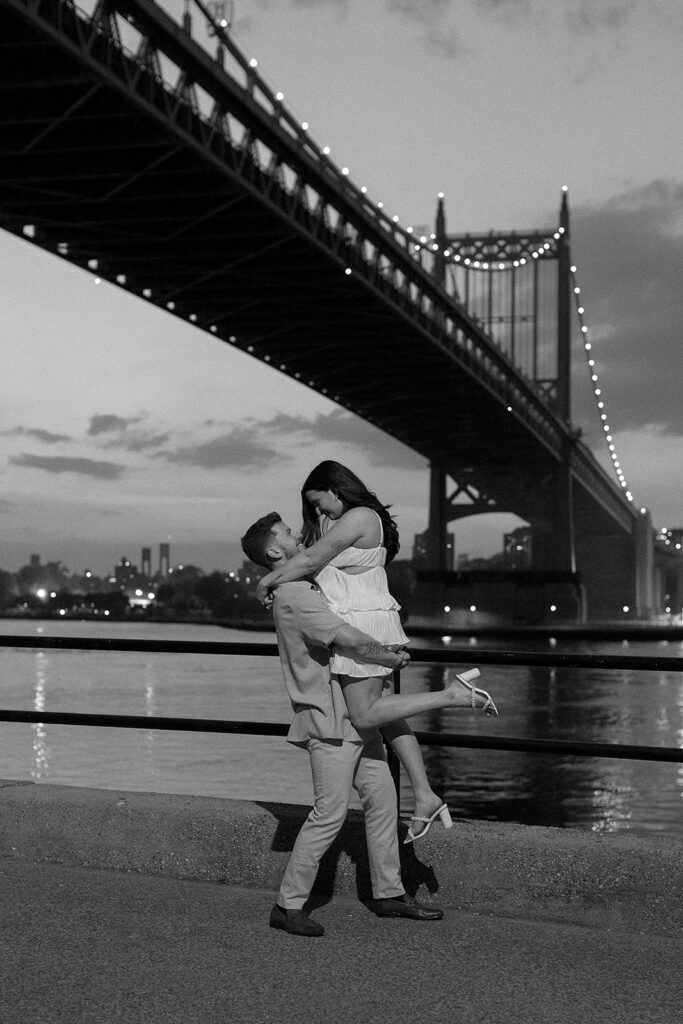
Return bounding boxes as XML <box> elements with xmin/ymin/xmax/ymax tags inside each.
<box><xmin>1</xmin><ymin>0</ymin><xmax>681</xmax><ymax>575</ymax></box>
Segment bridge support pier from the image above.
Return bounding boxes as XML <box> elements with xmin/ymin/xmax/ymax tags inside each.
<box><xmin>414</xmin><ymin>464</ymin><xmax>451</xmax><ymax>619</ymax></box>
<box><xmin>634</xmin><ymin>510</ymin><xmax>654</xmax><ymax>620</ymax></box>
<box><xmin>528</xmin><ymin>453</ymin><xmax>576</xmax><ymax>578</ymax></box>
<box><xmin>415</xmin><ymin>461</ymin><xmax>585</xmax><ymax>625</ymax></box>
<box><xmin>668</xmin><ymin>565</ymin><xmax>683</xmax><ymax>618</ymax></box>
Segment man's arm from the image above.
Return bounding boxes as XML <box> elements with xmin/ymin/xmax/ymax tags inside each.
<box><xmin>279</xmin><ymin>584</ymin><xmax>409</xmax><ymax>671</ymax></box>
<box><xmin>255</xmin><ymin>508</ymin><xmax>371</xmax><ymax>603</ymax></box>
<box><xmin>332</xmin><ymin>623</ymin><xmax>410</xmax><ymax>671</ymax></box>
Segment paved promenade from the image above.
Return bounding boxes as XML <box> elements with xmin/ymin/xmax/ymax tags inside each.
<box><xmin>2</xmin><ymin>859</ymin><xmax>680</xmax><ymax>1024</ymax></box>
<box><xmin>1</xmin><ymin>781</ymin><xmax>681</xmax><ymax>1023</ymax></box>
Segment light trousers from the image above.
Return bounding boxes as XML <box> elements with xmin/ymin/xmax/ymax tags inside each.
<box><xmin>278</xmin><ymin>732</ymin><xmax>405</xmax><ymax>909</ymax></box>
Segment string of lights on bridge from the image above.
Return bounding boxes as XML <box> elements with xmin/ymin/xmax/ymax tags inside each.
<box><xmin>79</xmin><ymin>5</ymin><xmax>681</xmax><ymax>557</ymax></box>
<box><xmin>243</xmin><ymin>43</ymin><xmax>681</xmax><ymax>559</ymax></box>
<box><xmin>223</xmin><ymin>12</ymin><xmax>678</xmax><ymax>566</ymax></box>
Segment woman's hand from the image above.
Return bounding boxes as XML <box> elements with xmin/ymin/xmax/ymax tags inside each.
<box><xmin>392</xmin><ymin>648</ymin><xmax>411</xmax><ymax>670</ymax></box>
<box><xmin>255</xmin><ymin>579</ymin><xmax>272</xmax><ymax>606</ymax></box>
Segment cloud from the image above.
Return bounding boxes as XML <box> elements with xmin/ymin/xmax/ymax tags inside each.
<box><xmin>102</xmin><ymin>430</ymin><xmax>171</xmax><ymax>452</ymax></box>
<box><xmin>154</xmin><ymin>409</ymin><xmax>424</xmax><ymax>475</ymax></box>
<box><xmin>570</xmin><ymin>179</ymin><xmax>683</xmax><ymax>436</ymax></box>
<box><xmin>260</xmin><ymin>408</ymin><xmax>370</xmax><ymax>446</ymax></box>
<box><xmin>474</xmin><ymin>0</ymin><xmax>531</xmax><ymax>11</ymax></box>
<box><xmin>162</xmin><ymin>427</ymin><xmax>287</xmax><ymax>470</ymax></box>
<box><xmin>1</xmin><ymin>426</ymin><xmax>71</xmax><ymax>443</ymax></box>
<box><xmin>9</xmin><ymin>454</ymin><xmax>125</xmax><ymax>479</ymax></box>
<box><xmin>0</xmin><ymin>499</ymin><xmax>14</xmax><ymax>513</ymax></box>
<box><xmin>87</xmin><ymin>414</ymin><xmax>143</xmax><ymax>436</ymax></box>
<box><xmin>387</xmin><ymin>0</ymin><xmax>466</xmax><ymax>58</ymax></box>
<box><xmin>258</xmin><ymin>409</ymin><xmax>425</xmax><ymax>470</ymax></box>
<box><xmin>291</xmin><ymin>0</ymin><xmax>348</xmax><ymax>6</ymax></box>
<box><xmin>566</xmin><ymin>0</ymin><xmax>638</xmax><ymax>34</ymax></box>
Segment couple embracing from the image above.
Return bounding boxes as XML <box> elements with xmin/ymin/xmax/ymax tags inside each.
<box><xmin>241</xmin><ymin>460</ymin><xmax>497</xmax><ymax>937</ymax></box>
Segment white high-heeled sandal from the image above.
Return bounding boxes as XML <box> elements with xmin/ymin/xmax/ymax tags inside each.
<box><xmin>404</xmin><ymin>803</ymin><xmax>453</xmax><ymax>844</ymax></box>
<box><xmin>455</xmin><ymin>668</ymin><xmax>498</xmax><ymax>716</ymax></box>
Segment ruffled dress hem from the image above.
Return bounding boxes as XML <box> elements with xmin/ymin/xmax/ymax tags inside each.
<box><xmin>331</xmin><ymin>608</ymin><xmax>409</xmax><ymax>678</ymax></box>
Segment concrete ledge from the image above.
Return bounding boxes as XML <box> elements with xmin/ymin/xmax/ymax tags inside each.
<box><xmin>1</xmin><ymin>780</ymin><xmax>680</xmax><ymax>934</ymax></box>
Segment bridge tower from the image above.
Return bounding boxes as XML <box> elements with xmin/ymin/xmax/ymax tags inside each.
<box><xmin>419</xmin><ymin>191</ymin><xmax>581</xmax><ymax>621</ymax></box>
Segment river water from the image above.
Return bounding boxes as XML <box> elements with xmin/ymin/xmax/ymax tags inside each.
<box><xmin>0</xmin><ymin>620</ymin><xmax>681</xmax><ymax>838</ymax></box>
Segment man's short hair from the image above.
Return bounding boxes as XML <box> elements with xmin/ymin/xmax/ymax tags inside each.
<box><xmin>240</xmin><ymin>511</ymin><xmax>282</xmax><ymax>568</ymax></box>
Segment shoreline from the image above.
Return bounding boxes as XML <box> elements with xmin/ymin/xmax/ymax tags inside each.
<box><xmin>2</xmin><ymin>613</ymin><xmax>683</xmax><ymax>642</ymax></box>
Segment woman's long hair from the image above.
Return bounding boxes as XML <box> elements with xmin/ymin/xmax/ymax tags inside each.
<box><xmin>301</xmin><ymin>460</ymin><xmax>400</xmax><ymax>563</ymax></box>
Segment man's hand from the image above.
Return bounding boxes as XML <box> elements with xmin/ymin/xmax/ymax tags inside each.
<box><xmin>392</xmin><ymin>648</ymin><xmax>411</xmax><ymax>670</ymax></box>
<box><xmin>361</xmin><ymin>643</ymin><xmax>410</xmax><ymax>671</ymax></box>
<box><xmin>333</xmin><ymin>625</ymin><xmax>412</xmax><ymax>671</ymax></box>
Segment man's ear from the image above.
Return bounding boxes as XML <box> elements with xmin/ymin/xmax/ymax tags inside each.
<box><xmin>265</xmin><ymin>545</ymin><xmax>282</xmax><ymax>565</ymax></box>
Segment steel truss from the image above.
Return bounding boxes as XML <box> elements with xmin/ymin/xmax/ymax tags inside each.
<box><xmin>0</xmin><ymin>0</ymin><xmax>635</xmax><ymax>532</ymax></box>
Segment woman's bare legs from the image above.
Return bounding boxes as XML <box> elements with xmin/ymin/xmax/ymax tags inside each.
<box><xmin>381</xmin><ymin>720</ymin><xmax>443</xmax><ymax>822</ymax></box>
<box><xmin>339</xmin><ymin>669</ymin><xmax>489</xmax><ymax>728</ymax></box>
<box><xmin>339</xmin><ymin>671</ymin><xmax>488</xmax><ymax>823</ymax></box>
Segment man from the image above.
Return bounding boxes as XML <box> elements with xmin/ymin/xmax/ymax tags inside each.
<box><xmin>241</xmin><ymin>511</ymin><xmax>443</xmax><ymax>937</ymax></box>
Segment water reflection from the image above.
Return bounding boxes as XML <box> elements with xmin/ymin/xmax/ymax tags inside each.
<box><xmin>144</xmin><ymin>656</ymin><xmax>157</xmax><ymax>777</ymax></box>
<box><xmin>32</xmin><ymin>650</ymin><xmax>50</xmax><ymax>780</ymax></box>
<box><xmin>1</xmin><ymin>622</ymin><xmax>680</xmax><ymax>836</ymax></box>
<box><xmin>398</xmin><ymin>653</ymin><xmax>682</xmax><ymax>835</ymax></box>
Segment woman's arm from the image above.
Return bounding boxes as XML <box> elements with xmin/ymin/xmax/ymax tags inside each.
<box><xmin>255</xmin><ymin>507</ymin><xmax>371</xmax><ymax>600</ymax></box>
<box><xmin>333</xmin><ymin>624</ymin><xmax>410</xmax><ymax>670</ymax></box>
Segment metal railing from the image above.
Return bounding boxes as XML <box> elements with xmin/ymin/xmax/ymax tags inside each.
<box><xmin>1</xmin><ymin>635</ymin><xmax>681</xmax><ymax>810</ymax></box>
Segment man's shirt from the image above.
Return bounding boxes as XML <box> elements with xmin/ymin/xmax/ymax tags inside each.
<box><xmin>272</xmin><ymin>580</ymin><xmax>362</xmax><ymax>746</ymax></box>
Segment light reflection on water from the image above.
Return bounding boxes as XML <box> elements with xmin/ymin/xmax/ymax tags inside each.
<box><xmin>0</xmin><ymin>620</ymin><xmax>681</xmax><ymax>838</ymax></box>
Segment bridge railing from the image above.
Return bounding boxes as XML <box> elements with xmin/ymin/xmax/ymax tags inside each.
<box><xmin>1</xmin><ymin>635</ymin><xmax>680</xmax><ymax>813</ymax></box>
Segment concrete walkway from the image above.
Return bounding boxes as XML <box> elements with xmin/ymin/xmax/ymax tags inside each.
<box><xmin>1</xmin><ymin>782</ymin><xmax>681</xmax><ymax>1022</ymax></box>
<box><xmin>1</xmin><ymin>858</ymin><xmax>680</xmax><ymax>1024</ymax></box>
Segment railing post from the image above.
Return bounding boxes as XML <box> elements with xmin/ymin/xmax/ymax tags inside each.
<box><xmin>387</xmin><ymin>667</ymin><xmax>401</xmax><ymax>816</ymax></box>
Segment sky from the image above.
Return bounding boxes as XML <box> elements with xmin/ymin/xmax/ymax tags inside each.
<box><xmin>1</xmin><ymin>0</ymin><xmax>681</xmax><ymax>576</ymax></box>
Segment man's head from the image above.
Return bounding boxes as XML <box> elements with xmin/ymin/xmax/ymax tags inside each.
<box><xmin>240</xmin><ymin>512</ymin><xmax>303</xmax><ymax>569</ymax></box>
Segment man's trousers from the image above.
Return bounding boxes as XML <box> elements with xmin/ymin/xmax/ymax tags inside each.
<box><xmin>278</xmin><ymin>732</ymin><xmax>405</xmax><ymax>909</ymax></box>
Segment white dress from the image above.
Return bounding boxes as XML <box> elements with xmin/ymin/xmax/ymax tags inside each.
<box><xmin>315</xmin><ymin>511</ymin><xmax>409</xmax><ymax>678</ymax></box>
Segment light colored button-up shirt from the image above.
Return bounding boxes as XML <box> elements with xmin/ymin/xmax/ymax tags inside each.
<box><xmin>272</xmin><ymin>580</ymin><xmax>362</xmax><ymax>746</ymax></box>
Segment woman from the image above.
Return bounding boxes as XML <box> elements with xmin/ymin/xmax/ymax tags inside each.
<box><xmin>256</xmin><ymin>461</ymin><xmax>497</xmax><ymax>842</ymax></box>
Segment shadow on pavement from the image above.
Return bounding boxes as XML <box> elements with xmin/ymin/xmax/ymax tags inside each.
<box><xmin>255</xmin><ymin>801</ymin><xmax>441</xmax><ymax>911</ymax></box>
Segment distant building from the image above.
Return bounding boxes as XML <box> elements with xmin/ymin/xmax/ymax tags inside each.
<box><xmin>141</xmin><ymin>547</ymin><xmax>151</xmax><ymax>577</ymax></box>
<box><xmin>412</xmin><ymin>531</ymin><xmax>455</xmax><ymax>570</ymax></box>
<box><xmin>113</xmin><ymin>557</ymin><xmax>140</xmax><ymax>589</ymax></box>
<box><xmin>503</xmin><ymin>526</ymin><xmax>533</xmax><ymax>568</ymax></box>
<box><xmin>159</xmin><ymin>542</ymin><xmax>170</xmax><ymax>578</ymax></box>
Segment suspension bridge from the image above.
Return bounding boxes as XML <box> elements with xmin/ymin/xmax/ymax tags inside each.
<box><xmin>1</xmin><ymin>0</ymin><xmax>680</xmax><ymax>621</ymax></box>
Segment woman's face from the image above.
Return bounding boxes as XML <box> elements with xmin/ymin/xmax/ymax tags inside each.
<box><xmin>305</xmin><ymin>488</ymin><xmax>346</xmax><ymax>520</ymax></box>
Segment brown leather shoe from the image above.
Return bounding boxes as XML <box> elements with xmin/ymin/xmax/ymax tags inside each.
<box><xmin>373</xmin><ymin>894</ymin><xmax>444</xmax><ymax>920</ymax></box>
<box><xmin>269</xmin><ymin>904</ymin><xmax>325</xmax><ymax>936</ymax></box>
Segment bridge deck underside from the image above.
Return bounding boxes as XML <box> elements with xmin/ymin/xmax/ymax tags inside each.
<box><xmin>0</xmin><ymin>2</ymin><xmax>639</xmax><ymax>544</ymax></box>
<box><xmin>0</xmin><ymin>3</ymin><xmax>558</xmax><ymax>471</ymax></box>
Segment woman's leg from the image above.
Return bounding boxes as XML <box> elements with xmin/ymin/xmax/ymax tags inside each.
<box><xmin>381</xmin><ymin>719</ymin><xmax>441</xmax><ymax>816</ymax></box>
<box><xmin>339</xmin><ymin>671</ymin><xmax>481</xmax><ymax>729</ymax></box>
<box><xmin>339</xmin><ymin>674</ymin><xmax>450</xmax><ymax>822</ymax></box>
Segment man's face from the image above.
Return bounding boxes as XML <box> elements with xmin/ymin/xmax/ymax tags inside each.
<box><xmin>269</xmin><ymin>520</ymin><xmax>303</xmax><ymax>562</ymax></box>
